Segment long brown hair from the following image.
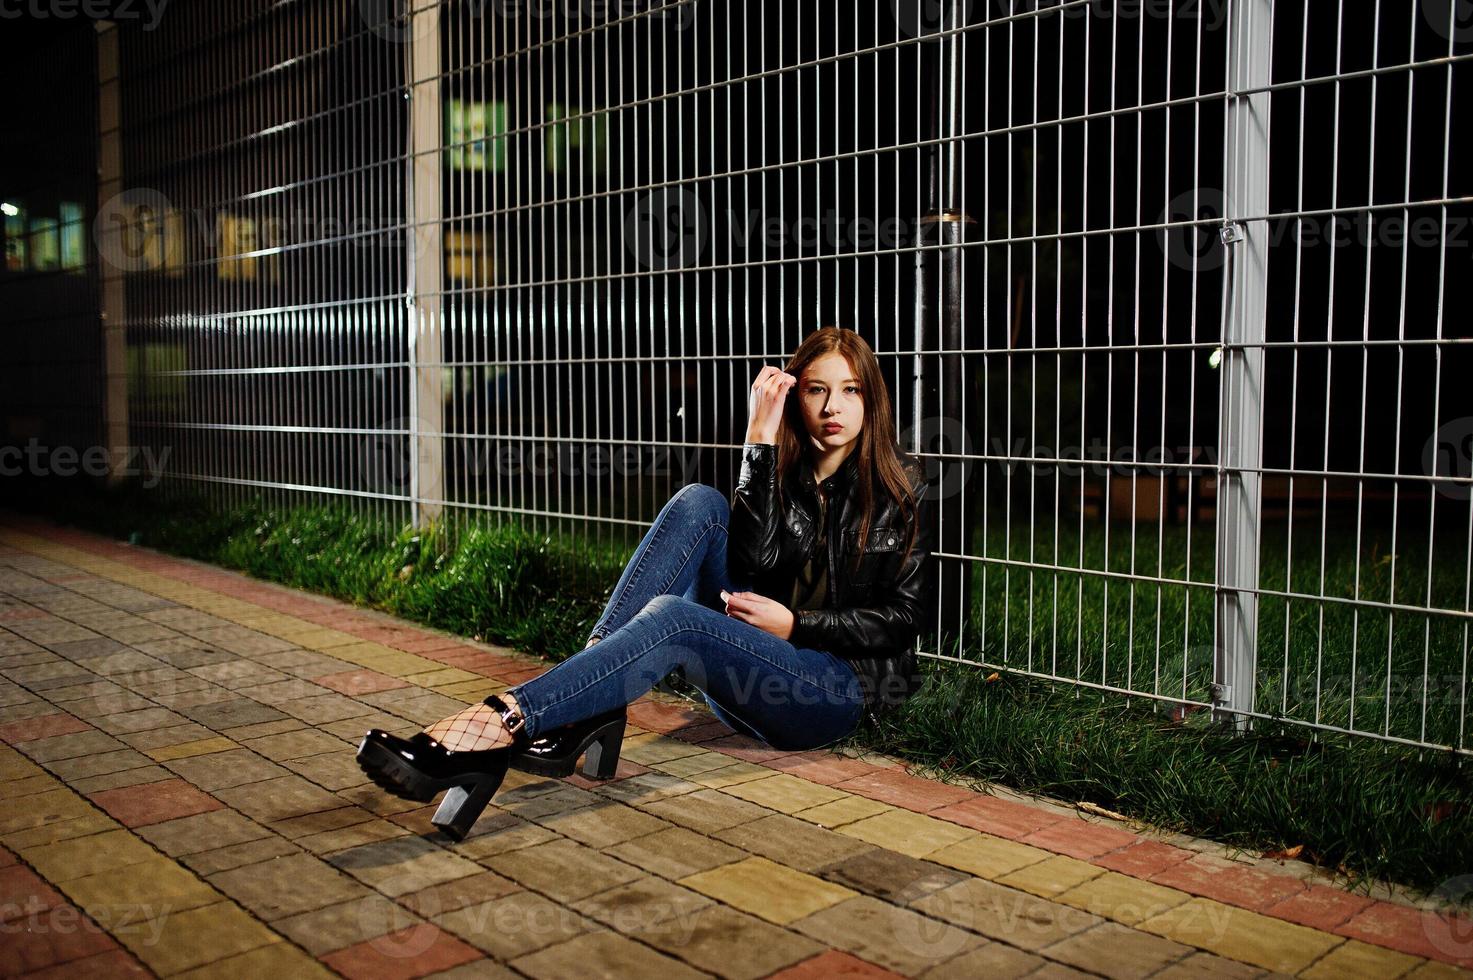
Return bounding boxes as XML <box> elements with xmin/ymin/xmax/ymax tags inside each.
<box><xmin>775</xmin><ymin>327</ymin><xmax>920</xmax><ymax>576</ymax></box>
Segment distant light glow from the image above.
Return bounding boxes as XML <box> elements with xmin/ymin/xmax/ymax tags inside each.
<box><xmin>0</xmin><ymin>203</ymin><xmax>18</xmax><ymax>218</ymax></box>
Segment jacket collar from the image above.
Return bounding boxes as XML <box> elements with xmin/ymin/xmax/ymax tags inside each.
<box><xmin>798</xmin><ymin>448</ymin><xmax>862</xmax><ymax>498</ymax></box>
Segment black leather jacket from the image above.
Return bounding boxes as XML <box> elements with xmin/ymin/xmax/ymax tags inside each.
<box><xmin>729</xmin><ymin>442</ymin><xmax>934</xmax><ymax>718</ymax></box>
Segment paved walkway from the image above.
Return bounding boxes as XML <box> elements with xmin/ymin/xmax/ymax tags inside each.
<box><xmin>0</xmin><ymin>513</ymin><xmax>1469</xmax><ymax>980</ymax></box>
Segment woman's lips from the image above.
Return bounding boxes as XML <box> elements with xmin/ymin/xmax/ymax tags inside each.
<box><xmin>823</xmin><ymin>423</ymin><xmax>843</xmax><ymax>433</ymax></box>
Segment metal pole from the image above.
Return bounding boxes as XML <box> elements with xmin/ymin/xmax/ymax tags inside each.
<box><xmin>96</xmin><ymin>21</ymin><xmax>129</xmax><ymax>488</ymax></box>
<box><xmin>407</xmin><ymin>0</ymin><xmax>444</xmax><ymax>528</ymax></box>
<box><xmin>1213</xmin><ymin>0</ymin><xmax>1272</xmax><ymax>731</ymax></box>
<box><xmin>913</xmin><ymin>0</ymin><xmax>972</xmax><ymax>657</ymax></box>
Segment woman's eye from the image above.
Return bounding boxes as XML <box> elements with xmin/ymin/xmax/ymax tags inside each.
<box><xmin>845</xmin><ymin>386</ymin><xmax>861</xmax><ymax>395</ymax></box>
<box><xmin>807</xmin><ymin>387</ymin><xmax>824</xmax><ymax>395</ymax></box>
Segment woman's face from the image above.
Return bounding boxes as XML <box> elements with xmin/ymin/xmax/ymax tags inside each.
<box><xmin>797</xmin><ymin>352</ymin><xmax>864</xmax><ymax>454</ymax></box>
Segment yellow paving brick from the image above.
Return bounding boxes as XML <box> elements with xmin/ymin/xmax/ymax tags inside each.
<box><xmin>0</xmin><ymin>746</ymin><xmax>45</xmax><ymax>781</ymax></box>
<box><xmin>171</xmin><ymin>940</ymin><xmax>337</xmax><ymax>980</ymax></box>
<box><xmin>1299</xmin><ymin>938</ymin><xmax>1426</xmax><ymax>980</ymax></box>
<box><xmin>925</xmin><ymin>833</ymin><xmax>1052</xmax><ymax>879</ymax></box>
<box><xmin>720</xmin><ymin>774</ymin><xmax>850</xmax><ymax>814</ymax></box>
<box><xmin>118</xmin><ymin>900</ymin><xmax>284</xmax><ymax>976</ymax></box>
<box><xmin>1135</xmin><ymin>896</ymin><xmax>1342</xmax><ymax>975</ymax></box>
<box><xmin>836</xmin><ymin>808</ymin><xmax>975</xmax><ymax>858</ymax></box>
<box><xmin>403</xmin><ymin>667</ymin><xmax>483</xmax><ymax>687</ymax></box>
<box><xmin>792</xmin><ymin>795</ymin><xmax>894</xmax><ymax>829</ymax></box>
<box><xmin>61</xmin><ymin>857</ymin><xmax>222</xmax><ymax>919</ymax></box>
<box><xmin>679</xmin><ymin>855</ymin><xmax>857</xmax><ymax>925</ymax></box>
<box><xmin>434</xmin><ymin>678</ymin><xmax>506</xmax><ymax>701</ymax></box>
<box><xmin>0</xmin><ymin>787</ymin><xmax>95</xmax><ymax>835</ymax></box>
<box><xmin>688</xmin><ymin>761</ymin><xmax>786</xmax><ymax>789</ymax></box>
<box><xmin>291</xmin><ymin>629</ymin><xmax>361</xmax><ymax>650</ymax></box>
<box><xmin>994</xmin><ymin>853</ymin><xmax>1107</xmax><ymax>897</ymax></box>
<box><xmin>1053</xmin><ymin>870</ymin><xmax>1192</xmax><ymax>926</ymax></box>
<box><xmin>0</xmin><ymin>775</ymin><xmax>56</xmax><ymax>800</ymax></box>
<box><xmin>1</xmin><ymin>812</ymin><xmax>117</xmax><ymax>850</ymax></box>
<box><xmin>648</xmin><ymin>751</ymin><xmax>742</xmax><ymax>779</ymax></box>
<box><xmin>148</xmin><ymin>736</ymin><xmax>237</xmax><ymax>762</ymax></box>
<box><xmin>22</xmin><ymin>828</ymin><xmax>161</xmax><ymax>882</ymax></box>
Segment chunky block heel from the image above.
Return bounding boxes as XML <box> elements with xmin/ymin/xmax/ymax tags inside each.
<box><xmin>511</xmin><ymin>706</ymin><xmax>627</xmax><ymax>780</ymax></box>
<box><xmin>431</xmin><ymin>777</ymin><xmax>502</xmax><ymax>841</ymax></box>
<box><xmin>579</xmin><ymin>717</ymin><xmax>626</xmax><ymax>779</ymax></box>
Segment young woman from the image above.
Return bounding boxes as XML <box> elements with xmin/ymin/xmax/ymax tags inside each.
<box><xmin>357</xmin><ymin>326</ymin><xmax>934</xmax><ymax>839</ymax></box>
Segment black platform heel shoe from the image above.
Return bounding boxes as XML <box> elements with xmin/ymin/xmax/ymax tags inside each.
<box><xmin>510</xmin><ymin>704</ymin><xmax>627</xmax><ymax>780</ymax></box>
<box><xmin>355</xmin><ymin>694</ymin><xmax>530</xmax><ymax>842</ymax></box>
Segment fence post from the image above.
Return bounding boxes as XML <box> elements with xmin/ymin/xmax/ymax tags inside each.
<box><xmin>406</xmin><ymin>0</ymin><xmax>443</xmax><ymax>528</ymax></box>
<box><xmin>1213</xmin><ymin>0</ymin><xmax>1272</xmax><ymax>731</ymax></box>
<box><xmin>96</xmin><ymin>22</ymin><xmax>129</xmax><ymax>488</ymax></box>
<box><xmin>913</xmin><ymin>0</ymin><xmax>971</xmax><ymax>657</ymax></box>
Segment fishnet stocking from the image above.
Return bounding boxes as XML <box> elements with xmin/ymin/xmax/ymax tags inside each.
<box><xmin>423</xmin><ymin>691</ymin><xmax>524</xmax><ymax>752</ymax></box>
<box><xmin>419</xmin><ymin>636</ymin><xmax>602</xmax><ymax>752</ymax></box>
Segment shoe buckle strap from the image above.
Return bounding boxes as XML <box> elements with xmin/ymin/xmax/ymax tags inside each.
<box><xmin>483</xmin><ymin>694</ymin><xmax>527</xmax><ymax>736</ymax></box>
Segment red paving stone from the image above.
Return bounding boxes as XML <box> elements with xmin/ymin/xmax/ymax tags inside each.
<box><xmin>667</xmin><ymin>720</ymin><xmax>736</xmax><ymax>743</ymax></box>
<box><xmin>768</xmin><ymin>948</ymin><xmax>906</xmax><ymax>978</ymax></box>
<box><xmin>321</xmin><ymin>923</ymin><xmax>484</xmax><ymax>980</ymax></box>
<box><xmin>1089</xmin><ymin>839</ymin><xmax>1194</xmax><ymax>878</ymax></box>
<box><xmin>927</xmin><ymin>794</ymin><xmax>1068</xmax><ymax>840</ymax></box>
<box><xmin>703</xmin><ymin>734</ymin><xmax>791</xmax><ymax>763</ymax></box>
<box><xmin>5</xmin><ymin>908</ymin><xmax>119</xmax><ymax>974</ymax></box>
<box><xmin>0</xmin><ymin>712</ymin><xmax>93</xmax><ymax>745</ymax></box>
<box><xmin>626</xmin><ymin>699</ymin><xmax>710</xmax><ymax>733</ymax></box>
<box><xmin>763</xmin><ymin>751</ymin><xmax>883</xmax><ymax>786</ymax></box>
<box><xmin>831</xmin><ymin>767</ymin><xmax>978</xmax><ymax>813</ymax></box>
<box><xmin>313</xmin><ymin>669</ymin><xmax>412</xmax><ymax>696</ymax></box>
<box><xmin>0</xmin><ymin>607</ymin><xmax>48</xmax><ymax>622</ymax></box>
<box><xmin>1147</xmin><ymin>853</ymin><xmax>1310</xmax><ymax>911</ymax></box>
<box><xmin>1016</xmin><ymin>816</ymin><xmax>1145</xmax><ymax>861</ymax></box>
<box><xmin>14</xmin><ymin>947</ymin><xmax>154</xmax><ymax>979</ymax></box>
<box><xmin>0</xmin><ymin>865</ymin><xmax>66</xmax><ymax>922</ymax></box>
<box><xmin>1263</xmin><ymin>882</ymin><xmax>1378</xmax><ymax>931</ymax></box>
<box><xmin>1337</xmin><ymin>900</ymin><xmax>1473</xmax><ymax>968</ymax></box>
<box><xmin>87</xmin><ymin>777</ymin><xmax>225</xmax><ymax>827</ymax></box>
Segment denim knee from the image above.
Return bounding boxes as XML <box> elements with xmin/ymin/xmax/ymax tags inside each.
<box><xmin>671</xmin><ymin>483</ymin><xmax>728</xmax><ymax>525</ymax></box>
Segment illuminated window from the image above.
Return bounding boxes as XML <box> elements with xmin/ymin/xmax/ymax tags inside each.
<box><xmin>59</xmin><ymin>202</ymin><xmax>86</xmax><ymax>273</ymax></box>
<box><xmin>445</xmin><ymin>228</ymin><xmax>493</xmax><ymax>285</ymax></box>
<box><xmin>217</xmin><ymin>212</ymin><xmax>277</xmax><ymax>283</ymax></box>
<box><xmin>2</xmin><ymin>201</ymin><xmax>24</xmax><ymax>272</ymax></box>
<box><xmin>29</xmin><ymin>217</ymin><xmax>59</xmax><ymax>272</ymax></box>
<box><xmin>446</xmin><ymin>98</ymin><xmax>508</xmax><ymax>172</ymax></box>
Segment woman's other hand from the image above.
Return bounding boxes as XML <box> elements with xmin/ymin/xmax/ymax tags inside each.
<box><xmin>720</xmin><ymin>589</ymin><xmax>795</xmax><ymax>641</ymax></box>
<box><xmin>745</xmin><ymin>366</ymin><xmax>797</xmax><ymax>444</ymax></box>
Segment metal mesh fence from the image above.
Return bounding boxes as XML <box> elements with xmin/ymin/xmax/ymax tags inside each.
<box><xmin>3</xmin><ymin>0</ymin><xmax>1469</xmax><ymax>754</ymax></box>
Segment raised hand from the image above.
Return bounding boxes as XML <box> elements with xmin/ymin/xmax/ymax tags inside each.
<box><xmin>745</xmin><ymin>365</ymin><xmax>798</xmax><ymax>445</ymax></box>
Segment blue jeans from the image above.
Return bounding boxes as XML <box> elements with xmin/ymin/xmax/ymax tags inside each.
<box><xmin>503</xmin><ymin>484</ymin><xmax>867</xmax><ymax>751</ymax></box>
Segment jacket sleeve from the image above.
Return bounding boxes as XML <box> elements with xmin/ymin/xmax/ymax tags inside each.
<box><xmin>789</xmin><ymin>475</ymin><xmax>936</xmax><ymax>658</ymax></box>
<box><xmin>729</xmin><ymin>442</ymin><xmax>785</xmax><ymax>577</ymax></box>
